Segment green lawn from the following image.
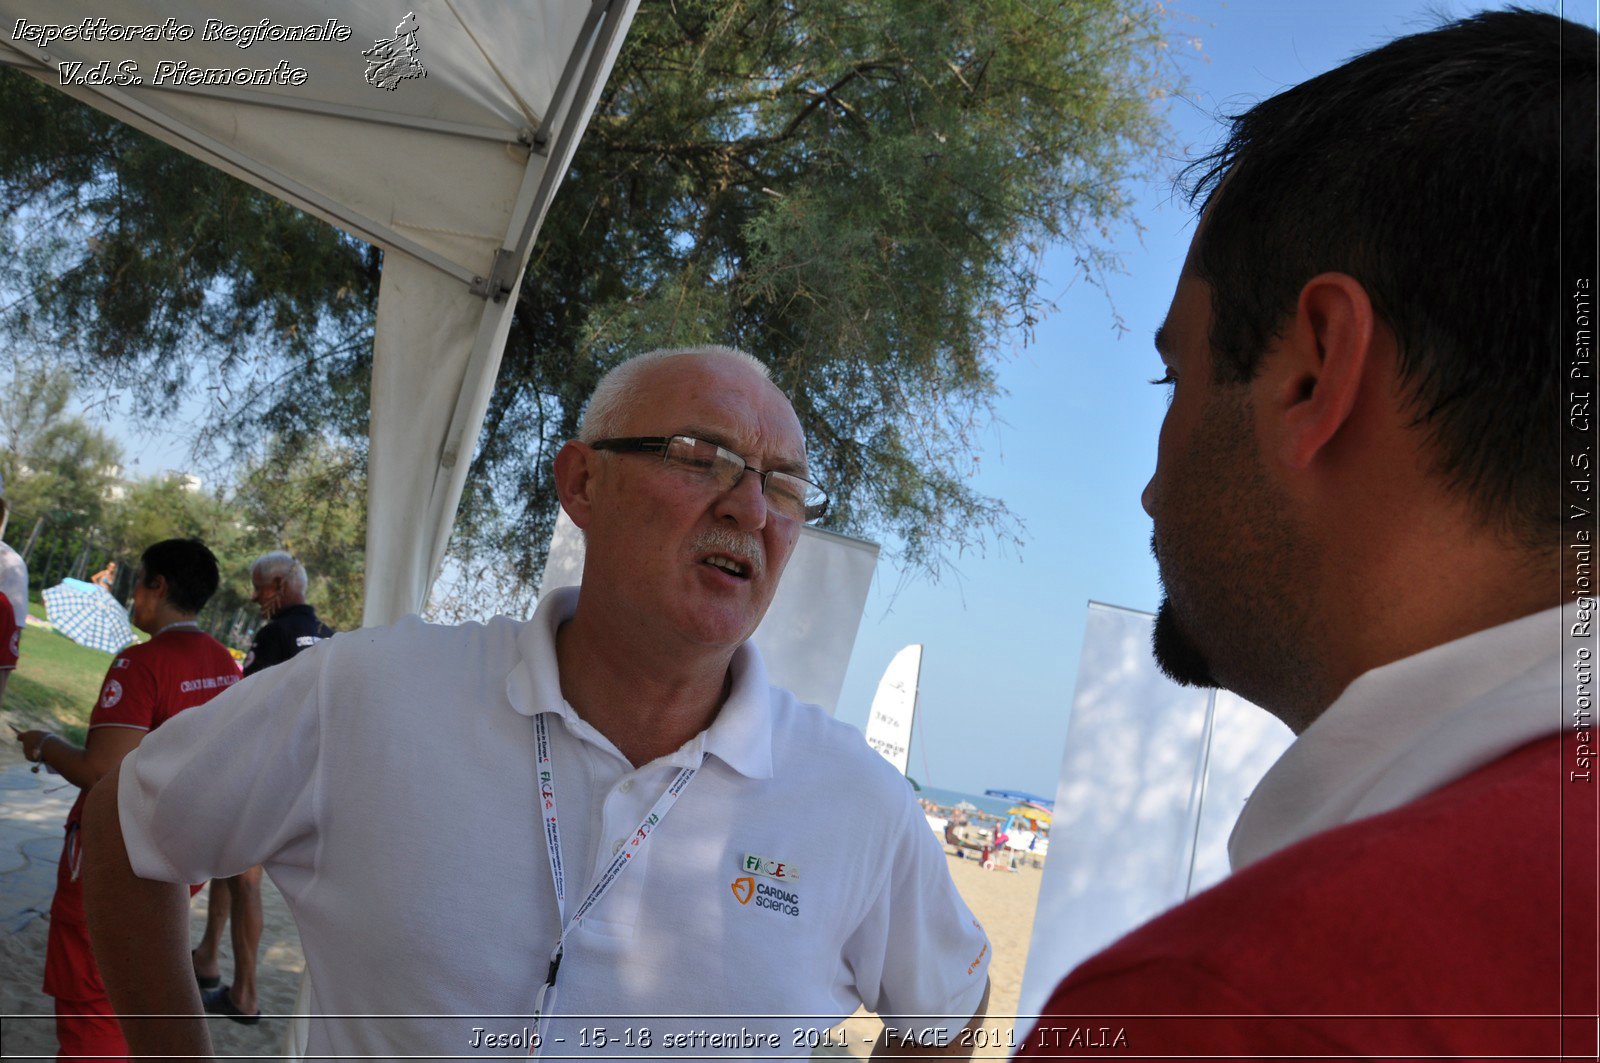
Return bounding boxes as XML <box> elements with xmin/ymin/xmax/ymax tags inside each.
<box><xmin>7</xmin><ymin>600</ymin><xmax>123</xmax><ymax>742</ymax></box>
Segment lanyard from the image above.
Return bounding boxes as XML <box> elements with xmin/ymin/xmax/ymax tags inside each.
<box><xmin>529</xmin><ymin>713</ymin><xmax>699</xmax><ymax>1054</ymax></box>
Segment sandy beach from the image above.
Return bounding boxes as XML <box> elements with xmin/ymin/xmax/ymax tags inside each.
<box><xmin>830</xmin><ymin>850</ymin><xmax>1045</xmax><ymax>1058</ymax></box>
<box><xmin>1</xmin><ymin>732</ymin><xmax>1043</xmax><ymax>1060</ymax></box>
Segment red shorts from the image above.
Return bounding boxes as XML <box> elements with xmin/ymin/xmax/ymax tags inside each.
<box><xmin>44</xmin><ymin>823</ymin><xmax>205</xmax><ymax>1054</ymax></box>
<box><xmin>53</xmin><ymin>992</ymin><xmax>127</xmax><ymax>1063</ymax></box>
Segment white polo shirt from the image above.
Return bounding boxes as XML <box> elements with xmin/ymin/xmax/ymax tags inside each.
<box><xmin>119</xmin><ymin>588</ymin><xmax>989</xmax><ymax>1059</ymax></box>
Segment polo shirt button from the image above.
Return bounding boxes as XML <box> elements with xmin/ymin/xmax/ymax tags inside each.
<box><xmin>613</xmin><ymin>839</ymin><xmax>624</xmax><ymax>855</ymax></box>
<box><xmin>618</xmin><ymin>779</ymin><xmax>633</xmax><ymax>793</ymax></box>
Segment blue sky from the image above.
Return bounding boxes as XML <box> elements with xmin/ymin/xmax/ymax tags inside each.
<box><xmin>825</xmin><ymin>0</ymin><xmax>1599</xmax><ymax>796</ymax></box>
<box><xmin>85</xmin><ymin>0</ymin><xmax>1598</xmax><ymax>796</ymax></box>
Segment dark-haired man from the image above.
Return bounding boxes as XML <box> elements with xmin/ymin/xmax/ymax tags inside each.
<box><xmin>1022</xmin><ymin>8</ymin><xmax>1597</xmax><ymax>1059</ymax></box>
<box><xmin>16</xmin><ymin>539</ymin><xmax>240</xmax><ymax>1061</ymax></box>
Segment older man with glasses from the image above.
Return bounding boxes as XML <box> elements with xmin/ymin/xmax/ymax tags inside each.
<box><xmin>82</xmin><ymin>346</ymin><xmax>990</xmax><ymax>1060</ymax></box>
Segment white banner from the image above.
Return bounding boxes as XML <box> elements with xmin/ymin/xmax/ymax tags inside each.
<box><xmin>1017</xmin><ymin>601</ymin><xmax>1293</xmax><ymax>1019</ymax></box>
<box><xmin>539</xmin><ymin>510</ymin><xmax>879</xmax><ymax>715</ymax></box>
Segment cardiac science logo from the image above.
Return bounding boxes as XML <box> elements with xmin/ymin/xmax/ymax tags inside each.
<box><xmin>8</xmin><ymin>630</ymin><xmax>17</xmax><ymax>657</ymax></box>
<box><xmin>101</xmin><ymin>679</ymin><xmax>123</xmax><ymax>708</ymax></box>
<box><xmin>729</xmin><ymin>874</ymin><xmax>800</xmax><ymax>918</ymax></box>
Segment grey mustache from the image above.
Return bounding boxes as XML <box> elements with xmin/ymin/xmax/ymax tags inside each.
<box><xmin>691</xmin><ymin>528</ymin><xmax>765</xmax><ymax>579</ymax></box>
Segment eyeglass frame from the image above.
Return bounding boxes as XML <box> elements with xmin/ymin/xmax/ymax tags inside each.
<box><xmin>588</xmin><ymin>435</ymin><xmax>830</xmax><ymax>523</ymax></box>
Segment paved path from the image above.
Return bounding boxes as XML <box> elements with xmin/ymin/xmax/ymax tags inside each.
<box><xmin>0</xmin><ymin>762</ymin><xmax>75</xmax><ymax>934</ymax></box>
<box><xmin>0</xmin><ymin>762</ymin><xmax>298</xmax><ymax>1059</ymax></box>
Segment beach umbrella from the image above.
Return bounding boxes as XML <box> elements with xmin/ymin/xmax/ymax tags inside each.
<box><xmin>42</xmin><ymin>579</ymin><xmax>136</xmax><ymax>655</ymax></box>
<box><xmin>985</xmin><ymin>788</ymin><xmax>1056</xmax><ymax>810</ymax></box>
<box><xmin>1007</xmin><ymin>805</ymin><xmax>1053</xmax><ymax>826</ymax></box>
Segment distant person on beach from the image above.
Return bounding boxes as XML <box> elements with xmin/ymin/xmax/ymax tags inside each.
<box><xmin>83</xmin><ymin>348</ymin><xmax>991</xmax><ymax>1059</ymax></box>
<box><xmin>1020</xmin><ymin>10</ymin><xmax>1596</xmax><ymax>1059</ymax></box>
<box><xmin>192</xmin><ymin>550</ymin><xmax>335</xmax><ymax>1025</ymax></box>
<box><xmin>89</xmin><ymin>561</ymin><xmax>116</xmax><ymax>592</ymax></box>
<box><xmin>13</xmin><ymin>539</ymin><xmax>239</xmax><ymax>1061</ymax></box>
<box><xmin>0</xmin><ymin>474</ymin><xmax>27</xmax><ymax>708</ymax></box>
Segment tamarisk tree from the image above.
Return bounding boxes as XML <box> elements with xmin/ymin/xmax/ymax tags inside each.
<box><xmin>0</xmin><ymin>0</ymin><xmax>1175</xmax><ymax>597</ymax></box>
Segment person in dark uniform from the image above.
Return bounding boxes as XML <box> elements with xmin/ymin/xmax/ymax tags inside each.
<box><xmin>239</xmin><ymin>551</ymin><xmax>335</xmax><ymax>677</ymax></box>
<box><xmin>192</xmin><ymin>551</ymin><xmax>334</xmax><ymax>1023</ymax></box>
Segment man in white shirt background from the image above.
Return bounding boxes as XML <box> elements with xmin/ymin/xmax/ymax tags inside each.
<box><xmin>0</xmin><ymin>473</ymin><xmax>28</xmax><ymax>707</ymax></box>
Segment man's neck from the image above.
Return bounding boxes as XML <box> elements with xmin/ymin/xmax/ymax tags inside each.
<box><xmin>270</xmin><ymin>595</ymin><xmax>308</xmax><ymax>619</ymax></box>
<box><xmin>1278</xmin><ymin>540</ymin><xmax>1560</xmax><ymax>733</ymax></box>
<box><xmin>143</xmin><ymin>606</ymin><xmax>200</xmax><ymax>637</ymax></box>
<box><xmin>553</xmin><ymin>612</ymin><xmax>737</xmax><ymax>768</ymax></box>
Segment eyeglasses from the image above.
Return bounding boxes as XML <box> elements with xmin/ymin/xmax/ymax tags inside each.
<box><xmin>590</xmin><ymin>435</ymin><xmax>830</xmax><ymax>524</ymax></box>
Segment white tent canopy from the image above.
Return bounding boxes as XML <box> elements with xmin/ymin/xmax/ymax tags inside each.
<box><xmin>0</xmin><ymin>0</ymin><xmax>638</xmax><ymax>623</ymax></box>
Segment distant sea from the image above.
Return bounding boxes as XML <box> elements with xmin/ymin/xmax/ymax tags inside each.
<box><xmin>916</xmin><ymin>785</ymin><xmax>1015</xmax><ymax>819</ymax></box>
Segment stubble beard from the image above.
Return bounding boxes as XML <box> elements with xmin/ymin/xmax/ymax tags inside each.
<box><xmin>1147</xmin><ymin>392</ymin><xmax>1326</xmax><ymax>725</ymax></box>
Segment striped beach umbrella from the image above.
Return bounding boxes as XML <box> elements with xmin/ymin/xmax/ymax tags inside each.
<box><xmin>42</xmin><ymin>579</ymin><xmax>136</xmax><ymax>655</ymax></box>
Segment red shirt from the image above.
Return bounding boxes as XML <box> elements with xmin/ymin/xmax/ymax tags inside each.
<box><xmin>45</xmin><ymin>624</ymin><xmax>242</xmax><ymax>1003</ymax></box>
<box><xmin>1020</xmin><ymin>737</ymin><xmax>1598</xmax><ymax>1060</ymax></box>
<box><xmin>65</xmin><ymin>624</ymin><xmax>241</xmax><ymax>831</ymax></box>
<box><xmin>0</xmin><ymin>595</ymin><xmax>18</xmax><ymax>671</ymax></box>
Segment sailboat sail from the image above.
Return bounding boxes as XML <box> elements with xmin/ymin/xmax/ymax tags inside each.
<box><xmin>864</xmin><ymin>644</ymin><xmax>922</xmax><ymax>775</ymax></box>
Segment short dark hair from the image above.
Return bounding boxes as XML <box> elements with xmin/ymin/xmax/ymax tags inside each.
<box><xmin>1182</xmin><ymin>8</ymin><xmax>1596</xmax><ymax>549</ymax></box>
<box><xmin>139</xmin><ymin>538</ymin><xmax>220</xmax><ymax>614</ymax></box>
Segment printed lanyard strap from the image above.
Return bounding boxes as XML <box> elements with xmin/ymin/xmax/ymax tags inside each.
<box><xmin>529</xmin><ymin>714</ymin><xmax>698</xmax><ymax>1048</ymax></box>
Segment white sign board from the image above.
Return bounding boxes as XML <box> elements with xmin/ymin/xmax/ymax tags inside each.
<box><xmin>1017</xmin><ymin>602</ymin><xmax>1293</xmax><ymax>1019</ymax></box>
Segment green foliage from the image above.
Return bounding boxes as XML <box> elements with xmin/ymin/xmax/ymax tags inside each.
<box><xmin>1</xmin><ymin>360</ymin><xmax>364</xmax><ymax>634</ymax></box>
<box><xmin>0</xmin><ymin>0</ymin><xmax>1175</xmax><ymax>592</ymax></box>
<box><xmin>0</xmin><ymin>357</ymin><xmax>123</xmax><ymax>583</ymax></box>
<box><xmin>2</xmin><ymin>622</ymin><xmax>116</xmax><ymax>729</ymax></box>
<box><xmin>103</xmin><ymin>477</ymin><xmax>232</xmax><ymax>560</ymax></box>
<box><xmin>230</xmin><ymin>436</ymin><xmax>367</xmax><ymax>632</ymax></box>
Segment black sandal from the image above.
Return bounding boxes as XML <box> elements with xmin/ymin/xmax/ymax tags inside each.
<box><xmin>202</xmin><ymin>985</ymin><xmax>262</xmax><ymax>1026</ymax></box>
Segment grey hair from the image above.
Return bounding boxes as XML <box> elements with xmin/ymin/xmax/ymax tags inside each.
<box><xmin>251</xmin><ymin>550</ymin><xmax>307</xmax><ymax>595</ymax></box>
<box><xmin>578</xmin><ymin>346</ymin><xmax>773</xmax><ymax>443</ymax></box>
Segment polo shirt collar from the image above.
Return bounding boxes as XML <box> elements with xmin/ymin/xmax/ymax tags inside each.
<box><xmin>1228</xmin><ymin>603</ymin><xmax>1568</xmax><ymax>871</ymax></box>
<box><xmin>504</xmin><ymin>586</ymin><xmax>579</xmax><ymax>725</ymax></box>
<box><xmin>504</xmin><ymin>586</ymin><xmax>775</xmax><ymax>780</ymax></box>
<box><xmin>699</xmin><ymin>641</ymin><xmax>776</xmax><ymax>779</ymax></box>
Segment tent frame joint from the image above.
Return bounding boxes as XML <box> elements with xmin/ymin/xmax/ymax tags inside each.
<box><xmin>470</xmin><ymin>249</ymin><xmax>519</xmax><ymax>302</ymax></box>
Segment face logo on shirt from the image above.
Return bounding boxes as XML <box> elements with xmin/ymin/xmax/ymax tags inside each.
<box><xmin>101</xmin><ymin>679</ymin><xmax>123</xmax><ymax>709</ymax></box>
<box><xmin>741</xmin><ymin>852</ymin><xmax>799</xmax><ymax>881</ymax></box>
<box><xmin>730</xmin><ymin>876</ymin><xmax>755</xmax><ymax>905</ymax></box>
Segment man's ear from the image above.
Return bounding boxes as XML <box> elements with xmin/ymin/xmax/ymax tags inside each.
<box><xmin>144</xmin><ymin>573</ymin><xmax>169</xmax><ymax>601</ymax></box>
<box><xmin>1271</xmin><ymin>272</ymin><xmax>1377</xmax><ymax>469</ymax></box>
<box><xmin>553</xmin><ymin>441</ymin><xmax>599</xmax><ymax>531</ymax></box>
